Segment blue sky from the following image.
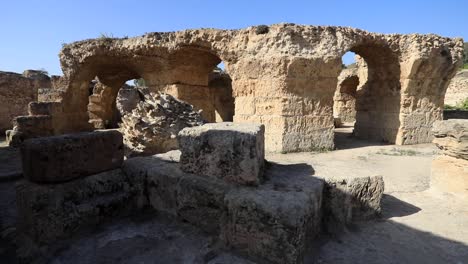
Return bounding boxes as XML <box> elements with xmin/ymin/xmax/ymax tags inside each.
<box><xmin>0</xmin><ymin>0</ymin><xmax>466</xmax><ymax>75</ymax></box>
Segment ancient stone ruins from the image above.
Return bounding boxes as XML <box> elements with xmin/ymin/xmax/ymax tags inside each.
<box><xmin>1</xmin><ymin>24</ymin><xmax>467</xmax><ymax>263</ymax></box>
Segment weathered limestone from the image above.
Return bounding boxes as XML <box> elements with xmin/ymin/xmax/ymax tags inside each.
<box><xmin>120</xmin><ymin>92</ymin><xmax>204</xmax><ymax>156</ymax></box>
<box><xmin>431</xmin><ymin>119</ymin><xmax>468</xmax><ymax>197</ymax></box>
<box><xmin>445</xmin><ymin>70</ymin><xmax>468</xmax><ymax>106</ymax></box>
<box><xmin>21</xmin><ymin>130</ymin><xmax>123</xmax><ymax>183</ymax></box>
<box><xmin>16</xmin><ymin>168</ymin><xmax>147</xmax><ymax>245</ymax></box>
<box><xmin>432</xmin><ymin>119</ymin><xmax>468</xmax><ymax>160</ymax></box>
<box><xmin>0</xmin><ymin>70</ymin><xmax>51</xmax><ymax>133</ymax></box>
<box><xmin>179</xmin><ymin>122</ymin><xmax>265</xmax><ymax>185</ymax></box>
<box><xmin>8</xmin><ymin>24</ymin><xmax>462</xmax><ymax>152</ymax></box>
<box><xmin>122</xmin><ymin>152</ymin><xmax>324</xmax><ymax>264</ymax></box>
<box><xmin>222</xmin><ymin>176</ymin><xmax>323</xmax><ymax>264</ymax></box>
<box><xmin>333</xmin><ymin>66</ymin><xmax>360</xmax><ymax>123</ymax></box>
<box><xmin>322</xmin><ymin>176</ymin><xmax>385</xmax><ymax>232</ymax></box>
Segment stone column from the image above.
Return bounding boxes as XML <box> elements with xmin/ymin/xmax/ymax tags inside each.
<box><xmin>231</xmin><ymin>56</ymin><xmax>340</xmax><ymax>152</ymax></box>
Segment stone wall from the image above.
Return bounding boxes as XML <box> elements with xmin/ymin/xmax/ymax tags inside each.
<box><xmin>0</xmin><ymin>70</ymin><xmax>51</xmax><ymax>134</ymax></box>
<box><xmin>445</xmin><ymin>70</ymin><xmax>468</xmax><ymax>106</ymax></box>
<box><xmin>9</xmin><ymin>24</ymin><xmax>463</xmax><ymax>152</ymax></box>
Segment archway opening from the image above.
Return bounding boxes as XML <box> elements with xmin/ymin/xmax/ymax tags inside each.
<box><xmin>334</xmin><ymin>46</ymin><xmax>401</xmax><ymax>149</ymax></box>
<box><xmin>162</xmin><ymin>48</ymin><xmax>234</xmax><ymax>123</ymax></box>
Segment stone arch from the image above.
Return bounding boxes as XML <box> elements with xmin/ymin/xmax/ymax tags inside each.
<box><xmin>333</xmin><ymin>68</ymin><xmax>360</xmax><ymax>123</ymax></box>
<box><xmin>345</xmin><ymin>43</ymin><xmax>402</xmax><ymax>143</ymax></box>
<box><xmin>156</xmin><ymin>46</ymin><xmax>234</xmax><ymax>122</ymax></box>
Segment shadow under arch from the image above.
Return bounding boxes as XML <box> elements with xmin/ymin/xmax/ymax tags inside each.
<box><xmin>343</xmin><ymin>43</ymin><xmax>402</xmax><ymax>144</ymax></box>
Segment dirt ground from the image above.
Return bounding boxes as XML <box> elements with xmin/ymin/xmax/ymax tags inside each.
<box><xmin>0</xmin><ymin>129</ymin><xmax>467</xmax><ymax>263</ymax></box>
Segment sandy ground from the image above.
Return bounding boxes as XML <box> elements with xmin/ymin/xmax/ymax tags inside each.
<box><xmin>0</xmin><ymin>129</ymin><xmax>467</xmax><ymax>263</ymax></box>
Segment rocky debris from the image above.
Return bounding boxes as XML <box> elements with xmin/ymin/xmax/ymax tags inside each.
<box><xmin>21</xmin><ymin>130</ymin><xmax>124</xmax><ymax>183</ymax></box>
<box><xmin>179</xmin><ymin>123</ymin><xmax>265</xmax><ymax>186</ymax></box>
<box><xmin>119</xmin><ymin>91</ymin><xmax>204</xmax><ymax>157</ymax></box>
<box><xmin>432</xmin><ymin>119</ymin><xmax>468</xmax><ymax>160</ymax></box>
<box><xmin>445</xmin><ymin>69</ymin><xmax>468</xmax><ymax>106</ymax></box>
<box><xmin>116</xmin><ymin>86</ymin><xmax>143</xmax><ymax>116</ymax></box>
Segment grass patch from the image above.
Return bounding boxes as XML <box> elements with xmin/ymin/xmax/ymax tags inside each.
<box><xmin>375</xmin><ymin>147</ymin><xmax>419</xmax><ymax>156</ymax></box>
<box><xmin>444</xmin><ymin>97</ymin><xmax>468</xmax><ymax>110</ymax></box>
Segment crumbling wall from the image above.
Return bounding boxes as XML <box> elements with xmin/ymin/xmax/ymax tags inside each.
<box><xmin>333</xmin><ymin>67</ymin><xmax>360</xmax><ymax>123</ymax></box>
<box><xmin>9</xmin><ymin>24</ymin><xmax>463</xmax><ymax>152</ymax></box>
<box><xmin>444</xmin><ymin>70</ymin><xmax>468</xmax><ymax>106</ymax></box>
<box><xmin>0</xmin><ymin>70</ymin><xmax>51</xmax><ymax>133</ymax></box>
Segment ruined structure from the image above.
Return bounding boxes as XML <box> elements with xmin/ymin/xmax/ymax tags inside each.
<box><xmin>16</xmin><ymin>123</ymin><xmax>384</xmax><ymax>263</ymax></box>
<box><xmin>7</xmin><ymin>24</ymin><xmax>463</xmax><ymax>152</ymax></box>
<box><xmin>120</xmin><ymin>91</ymin><xmax>204</xmax><ymax>156</ymax></box>
<box><xmin>0</xmin><ymin>70</ymin><xmax>51</xmax><ymax>133</ymax></box>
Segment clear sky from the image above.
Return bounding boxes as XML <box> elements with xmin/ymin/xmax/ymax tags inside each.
<box><xmin>0</xmin><ymin>0</ymin><xmax>466</xmax><ymax>75</ymax></box>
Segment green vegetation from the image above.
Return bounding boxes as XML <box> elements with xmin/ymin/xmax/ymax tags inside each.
<box><xmin>375</xmin><ymin>147</ymin><xmax>419</xmax><ymax>156</ymax></box>
<box><xmin>36</xmin><ymin>68</ymin><xmax>49</xmax><ymax>76</ymax></box>
<box><xmin>444</xmin><ymin>97</ymin><xmax>468</xmax><ymax>110</ymax></box>
<box><xmin>99</xmin><ymin>32</ymin><xmax>114</xmax><ymax>39</ymax></box>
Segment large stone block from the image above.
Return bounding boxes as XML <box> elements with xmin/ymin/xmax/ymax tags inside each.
<box><xmin>16</xmin><ymin>169</ymin><xmax>147</xmax><ymax>245</ymax></box>
<box><xmin>21</xmin><ymin>130</ymin><xmax>124</xmax><ymax>183</ymax></box>
<box><xmin>179</xmin><ymin>122</ymin><xmax>265</xmax><ymax>186</ymax></box>
<box><xmin>432</xmin><ymin>119</ymin><xmax>468</xmax><ymax>160</ymax></box>
<box><xmin>123</xmin><ymin>154</ymin><xmax>231</xmax><ymax>233</ymax></box>
<box><xmin>222</xmin><ymin>175</ymin><xmax>323</xmax><ymax>264</ymax></box>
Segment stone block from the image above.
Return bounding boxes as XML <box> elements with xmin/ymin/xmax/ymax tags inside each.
<box><xmin>432</xmin><ymin>119</ymin><xmax>468</xmax><ymax>160</ymax></box>
<box><xmin>322</xmin><ymin>176</ymin><xmax>384</xmax><ymax>233</ymax></box>
<box><xmin>222</xmin><ymin>175</ymin><xmax>323</xmax><ymax>264</ymax></box>
<box><xmin>21</xmin><ymin>130</ymin><xmax>124</xmax><ymax>183</ymax></box>
<box><xmin>177</xmin><ymin>174</ymin><xmax>231</xmax><ymax>234</ymax></box>
<box><xmin>16</xmin><ymin>169</ymin><xmax>146</xmax><ymax>245</ymax></box>
<box><xmin>179</xmin><ymin>122</ymin><xmax>265</xmax><ymax>186</ymax></box>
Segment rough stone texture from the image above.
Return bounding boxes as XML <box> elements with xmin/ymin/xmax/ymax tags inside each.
<box><xmin>222</xmin><ymin>175</ymin><xmax>323</xmax><ymax>264</ymax></box>
<box><xmin>10</xmin><ymin>24</ymin><xmax>463</xmax><ymax>152</ymax></box>
<box><xmin>122</xmin><ymin>155</ymin><xmax>231</xmax><ymax>234</ymax></box>
<box><xmin>333</xmin><ymin>66</ymin><xmax>360</xmax><ymax>123</ymax></box>
<box><xmin>431</xmin><ymin>119</ymin><xmax>468</xmax><ymax>197</ymax></box>
<box><xmin>0</xmin><ymin>70</ymin><xmax>51</xmax><ymax>133</ymax></box>
<box><xmin>179</xmin><ymin>122</ymin><xmax>265</xmax><ymax>186</ymax></box>
<box><xmin>123</xmin><ymin>153</ymin><xmax>324</xmax><ymax>264</ymax></box>
<box><xmin>432</xmin><ymin>119</ymin><xmax>468</xmax><ymax>160</ymax></box>
<box><xmin>120</xmin><ymin>91</ymin><xmax>204</xmax><ymax>156</ymax></box>
<box><xmin>444</xmin><ymin>69</ymin><xmax>468</xmax><ymax>106</ymax></box>
<box><xmin>323</xmin><ymin>176</ymin><xmax>385</xmax><ymax>232</ymax></box>
<box><xmin>16</xmin><ymin>168</ymin><xmax>147</xmax><ymax>245</ymax></box>
<box><xmin>116</xmin><ymin>85</ymin><xmax>143</xmax><ymax>116</ymax></box>
<box><xmin>21</xmin><ymin>130</ymin><xmax>123</xmax><ymax>183</ymax></box>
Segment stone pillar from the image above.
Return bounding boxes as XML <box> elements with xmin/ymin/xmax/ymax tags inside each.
<box><xmin>231</xmin><ymin>57</ymin><xmax>339</xmax><ymax>152</ymax></box>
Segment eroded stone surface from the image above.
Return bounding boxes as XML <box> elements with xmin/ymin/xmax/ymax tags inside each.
<box><xmin>9</xmin><ymin>24</ymin><xmax>462</xmax><ymax>152</ymax></box>
<box><xmin>120</xmin><ymin>92</ymin><xmax>204</xmax><ymax>157</ymax></box>
<box><xmin>432</xmin><ymin>119</ymin><xmax>468</xmax><ymax>160</ymax></box>
<box><xmin>179</xmin><ymin>122</ymin><xmax>265</xmax><ymax>186</ymax></box>
<box><xmin>21</xmin><ymin>130</ymin><xmax>123</xmax><ymax>183</ymax></box>
<box><xmin>0</xmin><ymin>70</ymin><xmax>51</xmax><ymax>133</ymax></box>
<box><xmin>16</xmin><ymin>169</ymin><xmax>147</xmax><ymax>245</ymax></box>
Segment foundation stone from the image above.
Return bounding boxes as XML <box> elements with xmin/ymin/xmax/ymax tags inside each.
<box><xmin>179</xmin><ymin>122</ymin><xmax>265</xmax><ymax>186</ymax></box>
<box><xmin>21</xmin><ymin>130</ymin><xmax>124</xmax><ymax>183</ymax></box>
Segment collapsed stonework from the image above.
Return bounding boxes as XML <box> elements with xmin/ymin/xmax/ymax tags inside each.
<box><xmin>0</xmin><ymin>70</ymin><xmax>51</xmax><ymax>133</ymax></box>
<box><xmin>7</xmin><ymin>24</ymin><xmax>463</xmax><ymax>152</ymax></box>
<box><xmin>16</xmin><ymin>123</ymin><xmax>384</xmax><ymax>263</ymax></box>
<box><xmin>431</xmin><ymin>119</ymin><xmax>468</xmax><ymax>198</ymax></box>
<box><xmin>120</xmin><ymin>91</ymin><xmax>204</xmax><ymax>156</ymax></box>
